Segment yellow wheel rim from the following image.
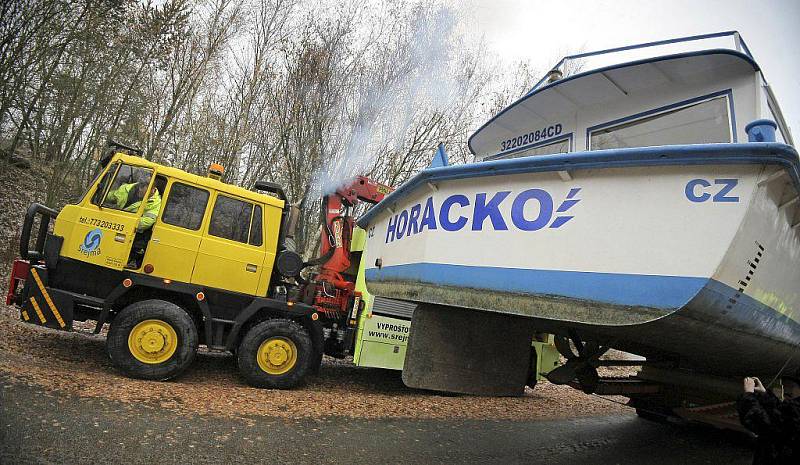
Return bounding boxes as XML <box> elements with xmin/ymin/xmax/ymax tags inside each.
<box><xmin>128</xmin><ymin>319</ymin><xmax>178</xmax><ymax>364</ymax></box>
<box><xmin>256</xmin><ymin>337</ymin><xmax>297</xmax><ymax>375</ymax></box>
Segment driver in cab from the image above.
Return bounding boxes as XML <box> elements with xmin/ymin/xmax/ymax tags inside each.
<box><xmin>106</xmin><ymin>180</ymin><xmax>161</xmax><ymax>233</ymax></box>
<box><xmin>105</xmin><ymin>176</ymin><xmax>162</xmax><ymax>268</ymax></box>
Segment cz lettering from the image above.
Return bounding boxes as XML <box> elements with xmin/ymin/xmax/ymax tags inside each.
<box><xmin>685</xmin><ymin>179</ymin><xmax>739</xmax><ymax>203</ymax></box>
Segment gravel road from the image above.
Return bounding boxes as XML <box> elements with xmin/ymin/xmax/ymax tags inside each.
<box><xmin>0</xmin><ymin>309</ymin><xmax>755</xmax><ymax>464</ymax></box>
<box><xmin>1</xmin><ymin>374</ymin><xmax>753</xmax><ymax>464</ymax></box>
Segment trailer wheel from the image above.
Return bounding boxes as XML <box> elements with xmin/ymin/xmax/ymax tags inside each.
<box><xmin>237</xmin><ymin>319</ymin><xmax>312</xmax><ymax>389</ymax></box>
<box><xmin>107</xmin><ymin>299</ymin><xmax>198</xmax><ymax>381</ymax></box>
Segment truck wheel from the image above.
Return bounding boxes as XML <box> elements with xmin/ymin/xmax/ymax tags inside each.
<box><xmin>237</xmin><ymin>319</ymin><xmax>312</xmax><ymax>389</ymax></box>
<box><xmin>107</xmin><ymin>299</ymin><xmax>198</xmax><ymax>381</ymax></box>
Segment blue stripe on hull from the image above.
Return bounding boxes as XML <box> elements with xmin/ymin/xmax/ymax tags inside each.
<box><xmin>365</xmin><ymin>263</ymin><xmax>708</xmax><ymax>309</ymax></box>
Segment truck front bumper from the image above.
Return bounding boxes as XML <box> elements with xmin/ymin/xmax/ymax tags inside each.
<box><xmin>10</xmin><ymin>262</ymin><xmax>73</xmax><ymax>331</ymax></box>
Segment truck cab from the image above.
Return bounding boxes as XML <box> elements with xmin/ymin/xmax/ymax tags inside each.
<box><xmin>8</xmin><ymin>148</ymin><xmax>320</xmax><ymax>388</ymax></box>
<box><xmin>55</xmin><ymin>154</ymin><xmax>283</xmax><ymax>293</ymax></box>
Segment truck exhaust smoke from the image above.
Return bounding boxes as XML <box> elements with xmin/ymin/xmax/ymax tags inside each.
<box><xmin>315</xmin><ymin>6</ymin><xmax>459</xmax><ymax>195</ymax></box>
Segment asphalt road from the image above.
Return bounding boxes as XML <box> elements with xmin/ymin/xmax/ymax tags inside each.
<box><xmin>1</xmin><ymin>375</ymin><xmax>753</xmax><ymax>465</ymax></box>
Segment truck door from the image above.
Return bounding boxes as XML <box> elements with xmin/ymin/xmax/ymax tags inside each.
<box><xmin>142</xmin><ymin>180</ymin><xmax>210</xmax><ymax>282</ymax></box>
<box><xmin>62</xmin><ymin>163</ymin><xmax>154</xmax><ymax>270</ymax></box>
<box><xmin>192</xmin><ymin>193</ymin><xmax>265</xmax><ymax>295</ymax></box>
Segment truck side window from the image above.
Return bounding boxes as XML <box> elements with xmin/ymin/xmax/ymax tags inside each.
<box><xmin>161</xmin><ymin>182</ymin><xmax>209</xmax><ymax>230</ymax></box>
<box><xmin>249</xmin><ymin>205</ymin><xmax>263</xmax><ymax>246</ymax></box>
<box><xmin>209</xmin><ymin>195</ymin><xmax>254</xmax><ymax>244</ymax></box>
<box><xmin>101</xmin><ymin>164</ymin><xmax>154</xmax><ymax>212</ymax></box>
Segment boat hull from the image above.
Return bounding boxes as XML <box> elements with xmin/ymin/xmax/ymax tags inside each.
<box><xmin>359</xmin><ymin>144</ymin><xmax>800</xmax><ymax>377</ymax></box>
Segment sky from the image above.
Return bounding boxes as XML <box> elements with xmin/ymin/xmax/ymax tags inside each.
<box><xmin>467</xmin><ymin>0</ymin><xmax>800</xmax><ymax>139</ymax></box>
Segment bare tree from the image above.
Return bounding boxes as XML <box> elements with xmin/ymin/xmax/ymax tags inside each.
<box><xmin>1</xmin><ymin>0</ymin><xmax>546</xmax><ymax>258</ymax></box>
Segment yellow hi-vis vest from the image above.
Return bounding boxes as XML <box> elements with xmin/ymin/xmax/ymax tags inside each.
<box><xmin>126</xmin><ymin>189</ymin><xmax>161</xmax><ymax>232</ymax></box>
<box><xmin>107</xmin><ymin>183</ymin><xmax>162</xmax><ymax>232</ymax></box>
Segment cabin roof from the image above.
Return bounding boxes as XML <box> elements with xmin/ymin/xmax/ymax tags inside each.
<box><xmin>468</xmin><ymin>49</ymin><xmax>760</xmax><ymax>157</ymax></box>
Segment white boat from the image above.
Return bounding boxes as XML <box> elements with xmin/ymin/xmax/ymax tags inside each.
<box><xmin>357</xmin><ymin>32</ymin><xmax>800</xmax><ymax>401</ymax></box>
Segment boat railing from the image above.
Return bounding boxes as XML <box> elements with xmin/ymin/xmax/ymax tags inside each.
<box><xmin>528</xmin><ymin>31</ymin><xmax>753</xmax><ymax>95</ymax></box>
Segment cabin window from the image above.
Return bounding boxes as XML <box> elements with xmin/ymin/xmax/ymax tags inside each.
<box><xmin>590</xmin><ymin>96</ymin><xmax>731</xmax><ymax>150</ymax></box>
<box><xmin>490</xmin><ymin>138</ymin><xmax>570</xmax><ymax>160</ymax></box>
<box><xmin>249</xmin><ymin>205</ymin><xmax>263</xmax><ymax>246</ymax></box>
<box><xmin>161</xmin><ymin>182</ymin><xmax>209</xmax><ymax>231</ymax></box>
<box><xmin>208</xmin><ymin>194</ymin><xmax>255</xmax><ymax>244</ymax></box>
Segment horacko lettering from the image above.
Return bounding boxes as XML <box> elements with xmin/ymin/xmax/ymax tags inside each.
<box><xmin>385</xmin><ymin>187</ymin><xmax>582</xmax><ymax>243</ymax></box>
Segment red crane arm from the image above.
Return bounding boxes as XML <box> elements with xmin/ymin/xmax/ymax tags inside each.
<box><xmin>333</xmin><ymin>175</ymin><xmax>392</xmax><ymax>206</ymax></box>
<box><xmin>318</xmin><ymin>176</ymin><xmax>392</xmax><ymax>274</ymax></box>
<box><xmin>310</xmin><ymin>176</ymin><xmax>392</xmax><ymax>317</ymax></box>
<box><xmin>310</xmin><ymin>176</ymin><xmax>393</xmax><ymax>317</ymax></box>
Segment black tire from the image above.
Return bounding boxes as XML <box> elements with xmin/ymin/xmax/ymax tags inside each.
<box><xmin>237</xmin><ymin>318</ymin><xmax>313</xmax><ymax>389</ymax></box>
<box><xmin>107</xmin><ymin>299</ymin><xmax>198</xmax><ymax>381</ymax></box>
<box><xmin>526</xmin><ymin>345</ymin><xmax>538</xmax><ymax>389</ymax></box>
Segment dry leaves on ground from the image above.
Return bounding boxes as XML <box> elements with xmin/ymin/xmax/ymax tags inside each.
<box><xmin>0</xmin><ymin>307</ymin><xmax>630</xmax><ymax>421</ymax></box>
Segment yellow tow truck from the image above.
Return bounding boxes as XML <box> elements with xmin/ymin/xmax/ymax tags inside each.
<box><xmin>7</xmin><ymin>142</ymin><xmax>559</xmax><ymax>389</ymax></box>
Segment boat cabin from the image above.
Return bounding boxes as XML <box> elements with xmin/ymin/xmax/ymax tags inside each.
<box><xmin>470</xmin><ymin>31</ymin><xmax>793</xmax><ymax>162</ymax></box>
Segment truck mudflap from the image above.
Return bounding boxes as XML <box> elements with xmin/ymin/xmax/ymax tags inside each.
<box><xmin>402</xmin><ymin>303</ymin><xmax>537</xmax><ymax>396</ymax></box>
<box><xmin>19</xmin><ymin>265</ymin><xmax>73</xmax><ymax>331</ymax></box>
